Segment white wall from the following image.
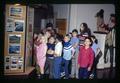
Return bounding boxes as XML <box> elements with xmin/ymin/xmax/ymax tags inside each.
<box><xmin>69</xmin><ymin>4</ymin><xmax>115</xmax><ymax>34</ymax></box>
<box><xmin>53</xmin><ymin>4</ymin><xmax>70</xmax><ymax>33</ymax></box>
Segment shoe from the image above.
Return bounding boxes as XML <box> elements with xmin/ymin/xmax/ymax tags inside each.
<box><xmin>60</xmin><ymin>72</ymin><xmax>65</xmax><ymax>77</ymax></box>
<box><xmin>89</xmin><ymin>74</ymin><xmax>94</xmax><ymax>79</ymax></box>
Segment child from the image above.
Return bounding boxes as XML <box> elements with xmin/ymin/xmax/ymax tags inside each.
<box><xmin>79</xmin><ymin>23</ymin><xmax>91</xmax><ymax>46</ymax></box>
<box><xmin>36</xmin><ymin>35</ymin><xmax>47</xmax><ymax>79</ymax></box>
<box><xmin>70</xmin><ymin>29</ymin><xmax>79</xmax><ymax>79</ymax></box>
<box><xmin>89</xmin><ymin>35</ymin><xmax>102</xmax><ymax>79</ymax></box>
<box><xmin>53</xmin><ymin>34</ymin><xmax>63</xmax><ymax>79</ymax></box>
<box><xmin>78</xmin><ymin>37</ymin><xmax>94</xmax><ymax>79</ymax></box>
<box><xmin>45</xmin><ymin>36</ymin><xmax>55</xmax><ymax>79</ymax></box>
<box><xmin>62</xmin><ymin>34</ymin><xmax>75</xmax><ymax>79</ymax></box>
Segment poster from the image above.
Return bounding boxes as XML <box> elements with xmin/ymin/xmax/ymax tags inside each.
<box><xmin>14</xmin><ymin>20</ymin><xmax>24</xmax><ymax>32</ymax></box>
<box><xmin>6</xmin><ymin>18</ymin><xmax>14</xmax><ymax>32</ymax></box>
<box><xmin>9</xmin><ymin>44</ymin><xmax>20</xmax><ymax>55</ymax></box>
<box><xmin>9</xmin><ymin>6</ymin><xmax>23</xmax><ymax>18</ymax></box>
<box><xmin>9</xmin><ymin>34</ymin><xmax>21</xmax><ymax>44</ymax></box>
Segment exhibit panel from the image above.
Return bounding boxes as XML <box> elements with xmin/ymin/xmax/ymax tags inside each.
<box><xmin>4</xmin><ymin>4</ymin><xmax>34</xmax><ymax>74</ymax></box>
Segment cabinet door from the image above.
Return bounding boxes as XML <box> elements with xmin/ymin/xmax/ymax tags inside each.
<box><xmin>56</xmin><ymin>19</ymin><xmax>67</xmax><ymax>36</ymax></box>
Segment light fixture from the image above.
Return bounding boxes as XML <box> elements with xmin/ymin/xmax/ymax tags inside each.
<box><xmin>14</xmin><ymin>4</ymin><xmax>21</xmax><ymax>6</ymax></box>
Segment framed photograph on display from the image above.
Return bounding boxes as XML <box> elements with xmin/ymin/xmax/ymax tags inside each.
<box><xmin>9</xmin><ymin>34</ymin><xmax>21</xmax><ymax>44</ymax></box>
<box><xmin>14</xmin><ymin>20</ymin><xmax>24</xmax><ymax>32</ymax></box>
<box><xmin>9</xmin><ymin>6</ymin><xmax>23</xmax><ymax>18</ymax></box>
<box><xmin>6</xmin><ymin>18</ymin><xmax>15</xmax><ymax>32</ymax></box>
<box><xmin>8</xmin><ymin>44</ymin><xmax>20</xmax><ymax>55</ymax></box>
<box><xmin>5</xmin><ymin>64</ymin><xmax>10</xmax><ymax>70</ymax></box>
<box><xmin>5</xmin><ymin>56</ymin><xmax>10</xmax><ymax>63</ymax></box>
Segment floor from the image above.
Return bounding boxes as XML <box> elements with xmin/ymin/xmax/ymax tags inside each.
<box><xmin>2</xmin><ymin>67</ymin><xmax>115</xmax><ymax>79</ymax></box>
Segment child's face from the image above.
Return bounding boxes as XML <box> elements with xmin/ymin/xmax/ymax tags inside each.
<box><xmin>45</xmin><ymin>31</ymin><xmax>51</xmax><ymax>38</ymax></box>
<box><xmin>64</xmin><ymin>36</ymin><xmax>70</xmax><ymax>42</ymax></box>
<box><xmin>84</xmin><ymin>39</ymin><xmax>91</xmax><ymax>46</ymax></box>
<box><xmin>91</xmin><ymin>37</ymin><xmax>94</xmax><ymax>42</ymax></box>
<box><xmin>49</xmin><ymin>37</ymin><xmax>55</xmax><ymax>44</ymax></box>
<box><xmin>72</xmin><ymin>32</ymin><xmax>77</xmax><ymax>37</ymax></box>
<box><xmin>40</xmin><ymin>36</ymin><xmax>46</xmax><ymax>43</ymax></box>
<box><xmin>80</xmin><ymin>24</ymin><xmax>84</xmax><ymax>31</ymax></box>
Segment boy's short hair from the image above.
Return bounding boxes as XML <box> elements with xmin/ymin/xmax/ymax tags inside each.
<box><xmin>72</xmin><ymin>29</ymin><xmax>78</xmax><ymax>34</ymax></box>
<box><xmin>85</xmin><ymin>37</ymin><xmax>93</xmax><ymax>46</ymax></box>
<box><xmin>64</xmin><ymin>34</ymin><xmax>70</xmax><ymax>39</ymax></box>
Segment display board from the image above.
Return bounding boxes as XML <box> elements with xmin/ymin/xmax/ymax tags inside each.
<box><xmin>4</xmin><ymin>4</ymin><xmax>34</xmax><ymax>74</ymax></box>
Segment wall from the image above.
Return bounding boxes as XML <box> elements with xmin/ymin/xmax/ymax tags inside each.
<box><xmin>53</xmin><ymin>4</ymin><xmax>70</xmax><ymax>33</ymax></box>
<box><xmin>69</xmin><ymin>4</ymin><xmax>115</xmax><ymax>34</ymax></box>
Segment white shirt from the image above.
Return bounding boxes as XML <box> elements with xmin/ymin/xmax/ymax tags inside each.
<box><xmin>54</xmin><ymin>42</ymin><xmax>63</xmax><ymax>57</ymax></box>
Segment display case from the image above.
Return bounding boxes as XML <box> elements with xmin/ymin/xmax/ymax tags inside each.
<box><xmin>4</xmin><ymin>4</ymin><xmax>34</xmax><ymax>74</ymax></box>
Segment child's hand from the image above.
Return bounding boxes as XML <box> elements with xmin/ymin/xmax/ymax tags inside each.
<box><xmin>78</xmin><ymin>64</ymin><xmax>80</xmax><ymax>69</ymax></box>
<box><xmin>88</xmin><ymin>67</ymin><xmax>91</xmax><ymax>71</ymax></box>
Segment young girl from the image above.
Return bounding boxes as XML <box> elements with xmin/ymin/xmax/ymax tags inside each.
<box><xmin>78</xmin><ymin>37</ymin><xmax>94</xmax><ymax>79</ymax></box>
<box><xmin>45</xmin><ymin>36</ymin><xmax>55</xmax><ymax>79</ymax></box>
<box><xmin>53</xmin><ymin>34</ymin><xmax>63</xmax><ymax>79</ymax></box>
<box><xmin>89</xmin><ymin>35</ymin><xmax>102</xmax><ymax>79</ymax></box>
<box><xmin>36</xmin><ymin>35</ymin><xmax>47</xmax><ymax>79</ymax></box>
<box><xmin>62</xmin><ymin>34</ymin><xmax>75</xmax><ymax>79</ymax></box>
<box><xmin>79</xmin><ymin>23</ymin><xmax>91</xmax><ymax>46</ymax></box>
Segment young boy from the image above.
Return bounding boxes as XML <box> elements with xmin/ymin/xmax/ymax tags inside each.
<box><xmin>62</xmin><ymin>34</ymin><xmax>75</xmax><ymax>79</ymax></box>
<box><xmin>70</xmin><ymin>29</ymin><xmax>79</xmax><ymax>79</ymax></box>
<box><xmin>78</xmin><ymin>37</ymin><xmax>94</xmax><ymax>79</ymax></box>
<box><xmin>53</xmin><ymin>34</ymin><xmax>63</xmax><ymax>79</ymax></box>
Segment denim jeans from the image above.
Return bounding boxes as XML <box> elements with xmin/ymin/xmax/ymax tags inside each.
<box><xmin>53</xmin><ymin>57</ymin><xmax>62</xmax><ymax>79</ymax></box>
<box><xmin>78</xmin><ymin>67</ymin><xmax>89</xmax><ymax>79</ymax></box>
<box><xmin>62</xmin><ymin>58</ymin><xmax>70</xmax><ymax>78</ymax></box>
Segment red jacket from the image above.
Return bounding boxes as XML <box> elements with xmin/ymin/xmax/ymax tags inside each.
<box><xmin>78</xmin><ymin>46</ymin><xmax>94</xmax><ymax>68</ymax></box>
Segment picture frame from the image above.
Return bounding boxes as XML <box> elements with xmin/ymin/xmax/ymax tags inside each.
<box><xmin>9</xmin><ymin>6</ymin><xmax>23</xmax><ymax>18</ymax></box>
<box><xmin>8</xmin><ymin>44</ymin><xmax>20</xmax><ymax>55</ymax></box>
<box><xmin>6</xmin><ymin>17</ymin><xmax>15</xmax><ymax>32</ymax></box>
<box><xmin>9</xmin><ymin>34</ymin><xmax>21</xmax><ymax>44</ymax></box>
<box><xmin>14</xmin><ymin>20</ymin><xmax>24</xmax><ymax>32</ymax></box>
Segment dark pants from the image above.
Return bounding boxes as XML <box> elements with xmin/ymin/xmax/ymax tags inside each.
<box><xmin>104</xmin><ymin>44</ymin><xmax>113</xmax><ymax>67</ymax></box>
<box><xmin>91</xmin><ymin>50</ymin><xmax>102</xmax><ymax>78</ymax></box>
<box><xmin>62</xmin><ymin>58</ymin><xmax>70</xmax><ymax>78</ymax></box>
<box><xmin>79</xmin><ymin>67</ymin><xmax>89</xmax><ymax>79</ymax></box>
<box><xmin>44</xmin><ymin>57</ymin><xmax>54</xmax><ymax>79</ymax></box>
<box><xmin>53</xmin><ymin>57</ymin><xmax>62</xmax><ymax>79</ymax></box>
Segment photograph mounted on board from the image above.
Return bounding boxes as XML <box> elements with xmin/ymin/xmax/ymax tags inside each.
<box><xmin>9</xmin><ymin>6</ymin><xmax>23</xmax><ymax>18</ymax></box>
<box><xmin>9</xmin><ymin>44</ymin><xmax>20</xmax><ymax>55</ymax></box>
<box><xmin>14</xmin><ymin>20</ymin><xmax>24</xmax><ymax>32</ymax></box>
<box><xmin>6</xmin><ymin>17</ymin><xmax>15</xmax><ymax>32</ymax></box>
<box><xmin>9</xmin><ymin>34</ymin><xmax>21</xmax><ymax>44</ymax></box>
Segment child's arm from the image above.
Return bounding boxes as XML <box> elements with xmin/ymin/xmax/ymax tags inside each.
<box><xmin>88</xmin><ymin>49</ymin><xmax>94</xmax><ymax>71</ymax></box>
<box><xmin>71</xmin><ymin>47</ymin><xmax>75</xmax><ymax>57</ymax></box>
<box><xmin>43</xmin><ymin>45</ymin><xmax>47</xmax><ymax>57</ymax></box>
<box><xmin>77</xmin><ymin>48</ymin><xmax>81</xmax><ymax>69</ymax></box>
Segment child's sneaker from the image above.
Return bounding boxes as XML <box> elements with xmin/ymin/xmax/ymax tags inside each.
<box><xmin>89</xmin><ymin>74</ymin><xmax>94</xmax><ymax>79</ymax></box>
<box><xmin>60</xmin><ymin>72</ymin><xmax>65</xmax><ymax>77</ymax></box>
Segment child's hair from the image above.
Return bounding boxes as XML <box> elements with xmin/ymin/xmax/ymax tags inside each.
<box><xmin>46</xmin><ymin>23</ymin><xmax>53</xmax><ymax>28</ymax></box>
<box><xmin>48</xmin><ymin>36</ymin><xmax>55</xmax><ymax>41</ymax></box>
<box><xmin>80</xmin><ymin>23</ymin><xmax>91</xmax><ymax>36</ymax></box>
<box><xmin>91</xmin><ymin>35</ymin><xmax>98</xmax><ymax>44</ymax></box>
<box><xmin>56</xmin><ymin>34</ymin><xmax>63</xmax><ymax>42</ymax></box>
<box><xmin>84</xmin><ymin>37</ymin><xmax>93</xmax><ymax>46</ymax></box>
<box><xmin>64</xmin><ymin>34</ymin><xmax>70</xmax><ymax>39</ymax></box>
<box><xmin>72</xmin><ymin>29</ymin><xmax>78</xmax><ymax>34</ymax></box>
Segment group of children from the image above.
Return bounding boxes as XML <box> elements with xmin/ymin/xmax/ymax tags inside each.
<box><xmin>33</xmin><ymin>22</ymin><xmax>102</xmax><ymax>79</ymax></box>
